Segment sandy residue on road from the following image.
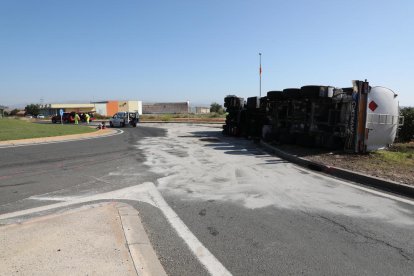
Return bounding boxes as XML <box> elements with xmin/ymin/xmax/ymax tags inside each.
<box><xmin>136</xmin><ymin>124</ymin><xmax>413</xmax><ymax>226</ymax></box>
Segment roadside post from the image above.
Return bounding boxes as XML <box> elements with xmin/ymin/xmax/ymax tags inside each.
<box><xmin>60</xmin><ymin>109</ymin><xmax>64</xmax><ymax>125</ymax></box>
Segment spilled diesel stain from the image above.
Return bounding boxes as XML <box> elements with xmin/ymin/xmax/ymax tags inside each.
<box><xmin>207</xmin><ymin>226</ymin><xmax>219</xmax><ymax>236</ymax></box>
<box><xmin>199</xmin><ymin>138</ymin><xmax>221</xmax><ymax>143</ymax></box>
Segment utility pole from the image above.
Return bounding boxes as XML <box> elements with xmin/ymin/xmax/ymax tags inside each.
<box><xmin>259</xmin><ymin>53</ymin><xmax>262</xmax><ymax>98</ymax></box>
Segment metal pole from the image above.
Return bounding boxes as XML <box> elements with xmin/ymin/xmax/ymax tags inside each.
<box><xmin>259</xmin><ymin>53</ymin><xmax>262</xmax><ymax>98</ymax></box>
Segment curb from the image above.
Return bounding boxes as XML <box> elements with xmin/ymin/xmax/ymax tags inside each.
<box><xmin>94</xmin><ymin>120</ymin><xmax>224</xmax><ymax>124</ymax></box>
<box><xmin>116</xmin><ymin>202</ymin><xmax>167</xmax><ymax>276</ymax></box>
<box><xmin>0</xmin><ymin>129</ymin><xmax>121</xmax><ymax>149</ymax></box>
<box><xmin>140</xmin><ymin>121</ymin><xmax>224</xmax><ymax>124</ymax></box>
<box><xmin>260</xmin><ymin>141</ymin><xmax>414</xmax><ymax>199</ymax></box>
<box><xmin>0</xmin><ymin>202</ymin><xmax>167</xmax><ymax>276</ymax></box>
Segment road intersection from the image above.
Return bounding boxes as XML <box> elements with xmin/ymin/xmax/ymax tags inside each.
<box><xmin>1</xmin><ymin>123</ymin><xmax>413</xmax><ymax>275</ymax></box>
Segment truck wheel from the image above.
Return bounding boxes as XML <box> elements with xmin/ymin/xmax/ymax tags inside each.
<box><xmin>283</xmin><ymin>88</ymin><xmax>301</xmax><ymax>99</ymax></box>
<box><xmin>121</xmin><ymin>122</ymin><xmax>125</xmax><ymax>127</ymax></box>
<box><xmin>267</xmin><ymin>91</ymin><xmax>284</xmax><ymax>101</ymax></box>
<box><xmin>301</xmin><ymin>85</ymin><xmax>322</xmax><ymax>99</ymax></box>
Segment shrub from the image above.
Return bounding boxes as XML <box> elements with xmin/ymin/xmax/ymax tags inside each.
<box><xmin>210</xmin><ymin>102</ymin><xmax>225</xmax><ymax>115</ymax></box>
<box><xmin>397</xmin><ymin>107</ymin><xmax>414</xmax><ymax>142</ymax></box>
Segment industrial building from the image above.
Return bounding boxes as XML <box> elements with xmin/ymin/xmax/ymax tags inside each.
<box><xmin>143</xmin><ymin>102</ymin><xmax>189</xmax><ymax>114</ymax></box>
<box><xmin>39</xmin><ymin>104</ymin><xmax>95</xmax><ymax>117</ymax></box>
<box><xmin>195</xmin><ymin>107</ymin><xmax>210</xmax><ymax>114</ymax></box>
<box><xmin>40</xmin><ymin>101</ymin><xmax>142</xmax><ymax>117</ymax></box>
<box><xmin>92</xmin><ymin>101</ymin><xmax>142</xmax><ymax>116</ymax></box>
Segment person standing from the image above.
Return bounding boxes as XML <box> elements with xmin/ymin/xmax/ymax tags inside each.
<box><xmin>85</xmin><ymin>113</ymin><xmax>90</xmax><ymax>124</ymax></box>
<box><xmin>74</xmin><ymin>113</ymin><xmax>80</xmax><ymax>125</ymax></box>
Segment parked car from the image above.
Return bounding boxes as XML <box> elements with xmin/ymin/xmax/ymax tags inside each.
<box><xmin>79</xmin><ymin>112</ymin><xmax>95</xmax><ymax>123</ymax></box>
<box><xmin>37</xmin><ymin>114</ymin><xmax>45</xmax><ymax>119</ymax></box>
<box><xmin>52</xmin><ymin>112</ymin><xmax>95</xmax><ymax>123</ymax></box>
<box><xmin>52</xmin><ymin>112</ymin><xmax>73</xmax><ymax>123</ymax></box>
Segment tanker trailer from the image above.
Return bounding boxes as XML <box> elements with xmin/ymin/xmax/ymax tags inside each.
<box><xmin>223</xmin><ymin>80</ymin><xmax>402</xmax><ymax>153</ymax></box>
<box><xmin>364</xmin><ymin>86</ymin><xmax>402</xmax><ymax>151</ymax></box>
<box><xmin>343</xmin><ymin>80</ymin><xmax>402</xmax><ymax>153</ymax></box>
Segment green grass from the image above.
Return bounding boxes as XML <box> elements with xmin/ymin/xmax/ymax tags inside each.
<box><xmin>373</xmin><ymin>143</ymin><xmax>414</xmax><ymax>166</ymax></box>
<box><xmin>0</xmin><ymin>118</ymin><xmax>96</xmax><ymax>141</ymax></box>
<box><xmin>160</xmin><ymin>114</ymin><xmax>172</xmax><ymax>121</ymax></box>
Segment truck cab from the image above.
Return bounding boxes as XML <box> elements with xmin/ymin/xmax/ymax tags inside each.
<box><xmin>109</xmin><ymin>111</ymin><xmax>139</xmax><ymax>127</ymax></box>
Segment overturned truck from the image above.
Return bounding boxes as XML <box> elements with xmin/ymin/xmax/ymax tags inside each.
<box><xmin>223</xmin><ymin>80</ymin><xmax>402</xmax><ymax>153</ymax></box>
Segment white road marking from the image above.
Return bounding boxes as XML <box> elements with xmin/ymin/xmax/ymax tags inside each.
<box><xmin>0</xmin><ymin>129</ymin><xmax>124</xmax><ymax>149</ymax></box>
<box><xmin>0</xmin><ymin>182</ymin><xmax>232</xmax><ymax>276</ymax></box>
<box><xmin>144</xmin><ymin>183</ymin><xmax>232</xmax><ymax>276</ymax></box>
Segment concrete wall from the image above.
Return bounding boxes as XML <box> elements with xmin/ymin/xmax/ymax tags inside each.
<box><xmin>143</xmin><ymin>102</ymin><xmax>189</xmax><ymax>114</ymax></box>
<box><xmin>94</xmin><ymin>103</ymin><xmax>107</xmax><ymax>116</ymax></box>
<box><xmin>137</xmin><ymin>101</ymin><xmax>142</xmax><ymax>115</ymax></box>
<box><xmin>118</xmin><ymin>101</ymin><xmax>128</xmax><ymax>112</ymax></box>
<box><xmin>106</xmin><ymin>101</ymin><xmax>118</xmax><ymax>116</ymax></box>
<box><xmin>196</xmin><ymin>107</ymin><xmax>210</xmax><ymax>114</ymax></box>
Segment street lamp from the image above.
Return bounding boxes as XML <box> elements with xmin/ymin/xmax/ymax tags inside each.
<box><xmin>259</xmin><ymin>53</ymin><xmax>262</xmax><ymax>98</ymax></box>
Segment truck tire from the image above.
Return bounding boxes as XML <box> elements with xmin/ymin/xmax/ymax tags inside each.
<box><xmin>301</xmin><ymin>85</ymin><xmax>322</xmax><ymax>99</ymax></box>
<box><xmin>267</xmin><ymin>91</ymin><xmax>284</xmax><ymax>101</ymax></box>
<box><xmin>283</xmin><ymin>88</ymin><xmax>301</xmax><ymax>99</ymax></box>
<box><xmin>121</xmin><ymin>122</ymin><xmax>125</xmax><ymax>127</ymax></box>
<box><xmin>342</xmin><ymin>87</ymin><xmax>354</xmax><ymax>95</ymax></box>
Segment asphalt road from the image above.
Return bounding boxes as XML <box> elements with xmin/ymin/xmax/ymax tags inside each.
<box><xmin>1</xmin><ymin>123</ymin><xmax>413</xmax><ymax>276</ymax></box>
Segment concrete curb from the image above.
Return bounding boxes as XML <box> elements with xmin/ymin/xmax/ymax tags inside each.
<box><xmin>94</xmin><ymin>120</ymin><xmax>224</xmax><ymax>124</ymax></box>
<box><xmin>0</xmin><ymin>129</ymin><xmax>121</xmax><ymax>148</ymax></box>
<box><xmin>0</xmin><ymin>202</ymin><xmax>166</xmax><ymax>275</ymax></box>
<box><xmin>260</xmin><ymin>141</ymin><xmax>414</xmax><ymax>199</ymax></box>
<box><xmin>116</xmin><ymin>202</ymin><xmax>167</xmax><ymax>276</ymax></box>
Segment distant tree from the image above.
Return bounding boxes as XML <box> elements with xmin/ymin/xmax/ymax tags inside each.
<box><xmin>24</xmin><ymin>104</ymin><xmax>40</xmax><ymax>116</ymax></box>
<box><xmin>397</xmin><ymin>107</ymin><xmax>414</xmax><ymax>142</ymax></box>
<box><xmin>210</xmin><ymin>102</ymin><xmax>225</xmax><ymax>115</ymax></box>
<box><xmin>10</xmin><ymin>109</ymin><xmax>20</xmax><ymax>116</ymax></box>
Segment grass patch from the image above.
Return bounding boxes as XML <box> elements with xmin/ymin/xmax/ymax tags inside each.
<box><xmin>0</xmin><ymin>118</ymin><xmax>96</xmax><ymax>141</ymax></box>
<box><xmin>160</xmin><ymin>115</ymin><xmax>172</xmax><ymax>122</ymax></box>
<box><xmin>280</xmin><ymin>141</ymin><xmax>414</xmax><ymax>185</ymax></box>
<box><xmin>373</xmin><ymin>143</ymin><xmax>414</xmax><ymax>166</ymax></box>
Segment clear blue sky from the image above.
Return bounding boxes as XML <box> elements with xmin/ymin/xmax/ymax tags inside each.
<box><xmin>1</xmin><ymin>0</ymin><xmax>413</xmax><ymax>107</ymax></box>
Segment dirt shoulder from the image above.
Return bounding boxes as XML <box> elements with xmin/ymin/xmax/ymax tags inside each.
<box><xmin>273</xmin><ymin>143</ymin><xmax>414</xmax><ymax>186</ymax></box>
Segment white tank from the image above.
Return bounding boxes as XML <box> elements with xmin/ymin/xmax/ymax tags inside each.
<box><xmin>365</xmin><ymin>86</ymin><xmax>399</xmax><ymax>151</ymax></box>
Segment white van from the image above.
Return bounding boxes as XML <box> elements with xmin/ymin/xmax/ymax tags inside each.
<box><xmin>109</xmin><ymin>112</ymin><xmax>139</xmax><ymax>127</ymax></box>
